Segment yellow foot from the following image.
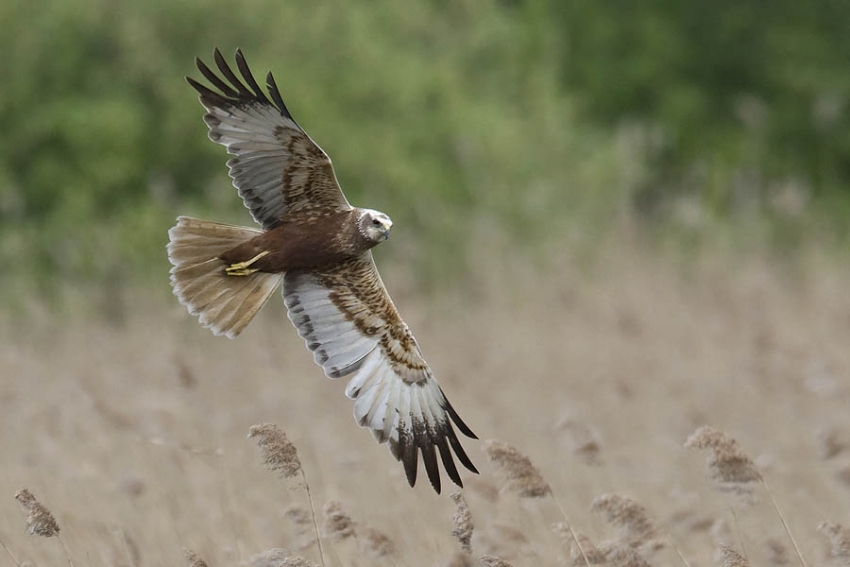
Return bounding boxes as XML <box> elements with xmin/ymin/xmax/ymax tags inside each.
<box><xmin>225</xmin><ymin>250</ymin><xmax>270</xmax><ymax>276</ymax></box>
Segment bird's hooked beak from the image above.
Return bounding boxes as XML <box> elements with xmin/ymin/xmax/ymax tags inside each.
<box><xmin>381</xmin><ymin>219</ymin><xmax>393</xmax><ymax>239</ymax></box>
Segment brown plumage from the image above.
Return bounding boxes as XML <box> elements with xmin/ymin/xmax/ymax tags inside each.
<box><xmin>167</xmin><ymin>49</ymin><xmax>478</xmax><ymax>493</ymax></box>
<box><xmin>218</xmin><ymin>210</ymin><xmax>373</xmax><ymax>272</ymax></box>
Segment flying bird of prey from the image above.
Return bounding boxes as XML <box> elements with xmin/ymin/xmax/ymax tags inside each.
<box><xmin>167</xmin><ymin>49</ymin><xmax>477</xmax><ymax>493</ymax></box>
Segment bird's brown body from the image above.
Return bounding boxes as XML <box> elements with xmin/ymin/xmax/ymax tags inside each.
<box><xmin>219</xmin><ymin>209</ymin><xmax>375</xmax><ymax>273</ymax></box>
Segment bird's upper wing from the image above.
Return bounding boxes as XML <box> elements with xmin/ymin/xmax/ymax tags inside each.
<box><xmin>187</xmin><ymin>49</ymin><xmax>351</xmax><ymax>229</ymax></box>
<box><xmin>282</xmin><ymin>252</ymin><xmax>478</xmax><ymax>493</ymax></box>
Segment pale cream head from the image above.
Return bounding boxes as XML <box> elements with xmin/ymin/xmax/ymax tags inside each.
<box><xmin>359</xmin><ymin>209</ymin><xmax>393</xmax><ymax>243</ymax></box>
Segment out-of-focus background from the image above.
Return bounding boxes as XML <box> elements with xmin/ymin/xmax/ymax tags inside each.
<box><xmin>4</xmin><ymin>0</ymin><xmax>850</xmax><ymax>306</ymax></box>
<box><xmin>2</xmin><ymin>1</ymin><xmax>850</xmax><ymax>566</ymax></box>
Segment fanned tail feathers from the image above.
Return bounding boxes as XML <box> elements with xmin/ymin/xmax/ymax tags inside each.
<box><xmin>167</xmin><ymin>216</ymin><xmax>282</xmax><ymax>338</ymax></box>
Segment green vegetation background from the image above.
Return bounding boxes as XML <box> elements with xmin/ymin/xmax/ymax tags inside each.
<box><xmin>2</xmin><ymin>0</ymin><xmax>849</xmax><ymax>306</ymax></box>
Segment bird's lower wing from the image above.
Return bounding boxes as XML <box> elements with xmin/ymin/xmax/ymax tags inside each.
<box><xmin>282</xmin><ymin>252</ymin><xmax>477</xmax><ymax>493</ymax></box>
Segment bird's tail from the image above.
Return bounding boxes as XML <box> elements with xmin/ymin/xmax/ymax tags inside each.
<box><xmin>167</xmin><ymin>216</ymin><xmax>283</xmax><ymax>338</ymax></box>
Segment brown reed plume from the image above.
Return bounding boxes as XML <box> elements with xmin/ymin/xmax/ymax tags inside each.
<box><xmin>320</xmin><ymin>499</ymin><xmax>397</xmax><ymax>563</ymax></box>
<box><xmin>285</xmin><ymin>505</ymin><xmax>319</xmax><ymax>552</ymax></box>
<box><xmin>684</xmin><ymin>427</ymin><xmax>761</xmax><ymax>491</ymax></box>
<box><xmin>321</xmin><ymin>500</ymin><xmax>355</xmax><ymax>542</ymax></box>
<box><xmin>357</xmin><ymin>525</ymin><xmax>395</xmax><ymax>559</ymax></box>
<box><xmin>245</xmin><ymin>548</ymin><xmax>287</xmax><ymax>567</ymax></box>
<box><xmin>482</xmin><ymin>440</ymin><xmax>550</xmax><ymax>497</ymax></box>
<box><xmin>15</xmin><ymin>489</ymin><xmax>60</xmax><ymax>537</ymax></box>
<box><xmin>286</xmin><ymin>505</ymin><xmax>311</xmax><ymax>526</ymax></box>
<box><xmin>479</xmin><ymin>555</ymin><xmax>513</xmax><ymax>567</ymax></box>
<box><xmin>245</xmin><ymin>548</ymin><xmax>319</xmax><ymax>567</ymax></box>
<box><xmin>248</xmin><ymin>424</ymin><xmax>325</xmax><ymax>567</ymax></box>
<box><xmin>450</xmin><ymin>491</ymin><xmax>474</xmax><ymax>554</ymax></box>
<box><xmin>557</xmin><ymin>417</ymin><xmax>602</xmax><ymax>465</ymax></box>
<box><xmin>248</xmin><ymin>424</ymin><xmax>302</xmax><ymax>479</ymax></box>
<box><xmin>685</xmin><ymin>427</ymin><xmax>807</xmax><ymax>567</ymax></box>
<box><xmin>718</xmin><ymin>545</ymin><xmax>749</xmax><ymax>567</ymax></box>
<box><xmin>551</xmin><ymin>523</ymin><xmax>606</xmax><ymax>565</ymax></box>
<box><xmin>279</xmin><ymin>558</ymin><xmax>316</xmax><ymax>567</ymax></box>
<box><xmin>15</xmin><ymin>489</ymin><xmax>73</xmax><ymax>566</ymax></box>
<box><xmin>482</xmin><ymin>440</ymin><xmax>590</xmax><ymax>566</ymax></box>
<box><xmin>817</xmin><ymin>521</ymin><xmax>850</xmax><ymax>563</ymax></box>
<box><xmin>596</xmin><ymin>543</ymin><xmax>650</xmax><ymax>567</ymax></box>
<box><xmin>184</xmin><ymin>548</ymin><xmax>208</xmax><ymax>567</ymax></box>
<box><xmin>590</xmin><ymin>494</ymin><xmax>662</xmax><ymax>554</ymax></box>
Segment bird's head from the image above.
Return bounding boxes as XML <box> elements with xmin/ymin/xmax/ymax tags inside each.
<box><xmin>359</xmin><ymin>209</ymin><xmax>393</xmax><ymax>243</ymax></box>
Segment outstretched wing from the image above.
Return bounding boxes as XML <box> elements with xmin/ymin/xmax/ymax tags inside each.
<box><xmin>282</xmin><ymin>252</ymin><xmax>478</xmax><ymax>493</ymax></box>
<box><xmin>187</xmin><ymin>48</ymin><xmax>351</xmax><ymax>229</ymax></box>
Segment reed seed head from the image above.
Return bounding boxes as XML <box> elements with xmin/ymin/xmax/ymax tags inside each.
<box><xmin>597</xmin><ymin>542</ymin><xmax>651</xmax><ymax>567</ymax></box>
<box><xmin>183</xmin><ymin>548</ymin><xmax>208</xmax><ymax>567</ymax></box>
<box><xmin>479</xmin><ymin>556</ymin><xmax>513</xmax><ymax>567</ymax></box>
<box><xmin>551</xmin><ymin>523</ymin><xmax>606</xmax><ymax>565</ymax></box>
<box><xmin>818</xmin><ymin>521</ymin><xmax>850</xmax><ymax>561</ymax></box>
<box><xmin>283</xmin><ymin>505</ymin><xmax>314</xmax><ymax>551</ymax></box>
<box><xmin>718</xmin><ymin>545</ymin><xmax>749</xmax><ymax>567</ymax></box>
<box><xmin>248</xmin><ymin>423</ymin><xmax>302</xmax><ymax>479</ymax></box>
<box><xmin>279</xmin><ymin>558</ymin><xmax>315</xmax><ymax>567</ymax></box>
<box><xmin>450</xmin><ymin>491</ymin><xmax>474</xmax><ymax>554</ymax></box>
<box><xmin>15</xmin><ymin>489</ymin><xmax>60</xmax><ymax>537</ymax></box>
<box><xmin>285</xmin><ymin>505</ymin><xmax>311</xmax><ymax>527</ymax></box>
<box><xmin>357</xmin><ymin>525</ymin><xmax>395</xmax><ymax>558</ymax></box>
<box><xmin>322</xmin><ymin>500</ymin><xmax>355</xmax><ymax>542</ymax></box>
<box><xmin>245</xmin><ymin>549</ymin><xmax>319</xmax><ymax>567</ymax></box>
<box><xmin>482</xmin><ymin>440</ymin><xmax>551</xmax><ymax>498</ymax></box>
<box><xmin>590</xmin><ymin>494</ymin><xmax>662</xmax><ymax>553</ymax></box>
<box><xmin>558</xmin><ymin>417</ymin><xmax>602</xmax><ymax>465</ymax></box>
<box><xmin>684</xmin><ymin>426</ymin><xmax>761</xmax><ymax>489</ymax></box>
<box><xmin>245</xmin><ymin>548</ymin><xmax>288</xmax><ymax>567</ymax></box>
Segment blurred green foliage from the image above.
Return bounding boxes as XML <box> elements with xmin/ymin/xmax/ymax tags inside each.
<box><xmin>1</xmin><ymin>0</ymin><xmax>848</xmax><ymax>306</ymax></box>
<box><xmin>556</xmin><ymin>0</ymin><xmax>850</xmax><ymax>221</ymax></box>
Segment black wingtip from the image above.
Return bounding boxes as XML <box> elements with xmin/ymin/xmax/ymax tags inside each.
<box><xmin>421</xmin><ymin>438</ymin><xmax>442</xmax><ymax>494</ymax></box>
<box><xmin>446</xmin><ymin>420</ymin><xmax>479</xmax><ymax>475</ymax></box>
<box><xmin>378</xmin><ymin>390</ymin><xmax>478</xmax><ymax>493</ymax></box>
<box><xmin>189</xmin><ymin>48</ymin><xmax>295</xmax><ymax>122</ymax></box>
<box><xmin>265</xmin><ymin>71</ymin><xmax>295</xmax><ymax>120</ymax></box>
<box><xmin>194</xmin><ymin>52</ymin><xmax>238</xmax><ymax>99</ymax></box>
<box><xmin>403</xmin><ymin>434</ymin><xmax>418</xmax><ymax>488</ymax></box>
<box><xmin>234</xmin><ymin>49</ymin><xmax>270</xmax><ymax>104</ymax></box>
<box><xmin>436</xmin><ymin>434</ymin><xmax>462</xmax><ymax>488</ymax></box>
<box><xmin>442</xmin><ymin>389</ymin><xmax>477</xmax><ymax>439</ymax></box>
<box><xmin>213</xmin><ymin>47</ymin><xmax>226</xmax><ymax>66</ymax></box>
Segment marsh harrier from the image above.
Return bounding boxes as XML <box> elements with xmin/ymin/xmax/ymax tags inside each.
<box><xmin>167</xmin><ymin>49</ymin><xmax>477</xmax><ymax>493</ymax></box>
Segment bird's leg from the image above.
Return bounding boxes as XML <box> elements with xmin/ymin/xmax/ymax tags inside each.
<box><xmin>225</xmin><ymin>250</ymin><xmax>270</xmax><ymax>276</ymax></box>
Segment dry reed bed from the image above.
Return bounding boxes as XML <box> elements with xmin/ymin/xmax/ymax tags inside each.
<box><xmin>1</xmin><ymin>245</ymin><xmax>849</xmax><ymax>565</ymax></box>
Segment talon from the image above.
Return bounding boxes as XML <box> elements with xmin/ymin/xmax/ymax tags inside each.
<box><xmin>226</xmin><ymin>266</ymin><xmax>260</xmax><ymax>276</ymax></box>
<box><xmin>225</xmin><ymin>250</ymin><xmax>270</xmax><ymax>276</ymax></box>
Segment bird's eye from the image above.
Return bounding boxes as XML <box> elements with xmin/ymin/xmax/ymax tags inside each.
<box><xmin>372</xmin><ymin>219</ymin><xmax>381</xmax><ymax>226</ymax></box>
